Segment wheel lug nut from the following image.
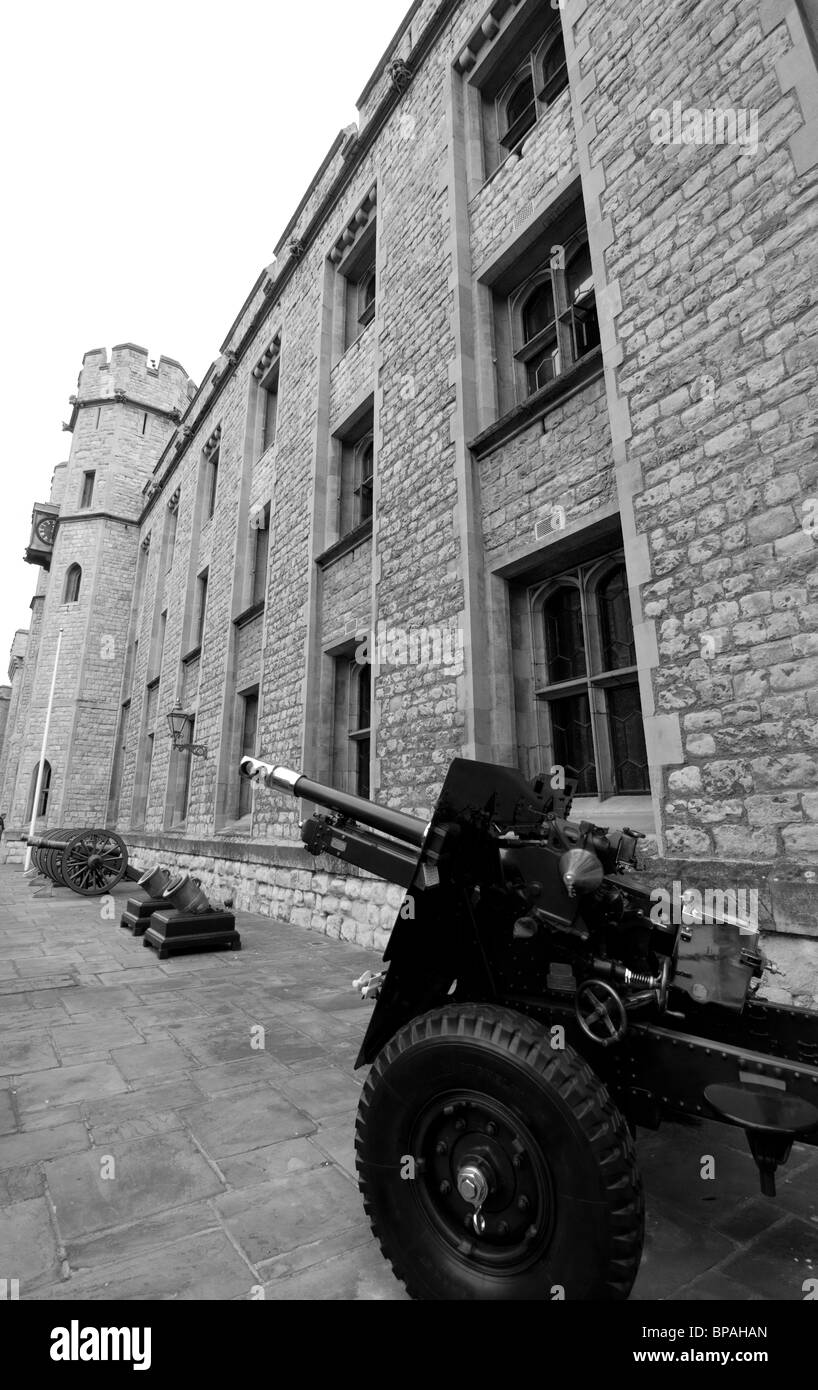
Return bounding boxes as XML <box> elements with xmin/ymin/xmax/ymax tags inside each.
<box><xmin>435</xmin><ymin>1141</ymin><xmax>448</xmax><ymax>1156</ymax></box>
<box><xmin>454</xmin><ymin>1118</ymin><xmax>466</xmax><ymax>1131</ymax></box>
<box><xmin>517</xmin><ymin>1195</ymin><xmax>529</xmax><ymax>1211</ymax></box>
<box><xmin>486</xmin><ymin>1122</ymin><xmax>497</xmax><ymax>1137</ymax></box>
<box><xmin>512</xmin><ymin>1152</ymin><xmax>525</xmax><ymax>1168</ymax></box>
<box><xmin>440</xmin><ymin>1180</ymin><xmax>451</xmax><ymax>1195</ymax></box>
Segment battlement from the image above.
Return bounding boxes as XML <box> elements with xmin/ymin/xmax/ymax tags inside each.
<box><xmin>76</xmin><ymin>344</ymin><xmax>196</xmax><ymax>416</ymax></box>
<box><xmin>8</xmin><ymin>631</ymin><xmax>28</xmax><ymax>681</ymax></box>
<box><xmin>49</xmin><ymin>463</ymin><xmax>68</xmax><ymax>507</ymax></box>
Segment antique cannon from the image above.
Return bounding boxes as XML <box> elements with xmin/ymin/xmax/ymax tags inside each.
<box><xmin>241</xmin><ymin>754</ymin><xmax>818</xmax><ymax>1301</ymax></box>
<box><xmin>121</xmin><ymin>864</ymin><xmax>240</xmax><ymax>955</ymax></box>
<box><xmin>27</xmin><ymin>827</ymin><xmax>129</xmax><ymax>896</ymax></box>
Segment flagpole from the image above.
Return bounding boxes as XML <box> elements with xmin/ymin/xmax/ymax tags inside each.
<box><xmin>24</xmin><ymin>626</ymin><xmax>63</xmax><ymax>872</ymax></box>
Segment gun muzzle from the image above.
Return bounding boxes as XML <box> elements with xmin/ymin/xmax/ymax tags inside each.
<box><xmin>240</xmin><ymin>756</ymin><xmax>428</xmax><ymax>847</ymax></box>
<box><xmin>239</xmin><ymin>758</ymin><xmax>300</xmax><ymax>793</ymax></box>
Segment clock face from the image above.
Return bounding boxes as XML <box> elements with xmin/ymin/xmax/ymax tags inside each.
<box><xmin>35</xmin><ymin>515</ymin><xmax>56</xmax><ymax>546</ymax></box>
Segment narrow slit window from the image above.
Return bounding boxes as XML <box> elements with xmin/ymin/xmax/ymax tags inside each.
<box><xmin>80</xmin><ymin>471</ymin><xmax>95</xmax><ymax>508</ymax></box>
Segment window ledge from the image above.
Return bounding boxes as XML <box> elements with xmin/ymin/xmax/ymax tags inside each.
<box><xmin>469</xmin><ymin>348</ymin><xmax>603</xmax><ymax>460</ymax></box>
<box><xmin>472</xmin><ymin>88</ymin><xmax>571</xmax><ymax>201</ymax></box>
<box><xmin>336</xmin><ymin>316</ymin><xmax>374</xmax><ymax>365</ymax></box>
<box><xmin>234</xmin><ymin>600</ymin><xmax>265</xmax><ymax>629</ymax></box>
<box><xmin>182</xmin><ymin>645</ymin><xmax>202</xmax><ymax>664</ymax></box>
<box><xmin>316</xmin><ymin>517</ymin><xmax>373</xmax><ymax>569</ymax></box>
<box><xmin>474</xmin><ymin>133</ymin><xmax>539</xmax><ymax>200</ymax></box>
<box><xmin>219</xmin><ymin>816</ymin><xmax>253</xmax><ymax>837</ymax></box>
<box><xmin>571</xmin><ymin>796</ymin><xmax>655</xmax><ymax>836</ymax></box>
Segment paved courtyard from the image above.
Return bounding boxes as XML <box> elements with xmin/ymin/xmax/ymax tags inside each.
<box><xmin>0</xmin><ymin>862</ymin><xmax>815</xmax><ymax>1300</ymax></box>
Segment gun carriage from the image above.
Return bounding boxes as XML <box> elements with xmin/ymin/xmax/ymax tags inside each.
<box><xmin>27</xmin><ymin>827</ymin><xmax>130</xmax><ymax>896</ymax></box>
<box><xmin>241</xmin><ymin>754</ymin><xmax>818</xmax><ymax>1301</ymax></box>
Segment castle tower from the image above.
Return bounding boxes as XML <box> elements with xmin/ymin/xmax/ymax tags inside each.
<box><xmin>1</xmin><ymin>346</ymin><xmax>195</xmax><ymax>846</ymax></box>
<box><xmin>0</xmin><ymin>633</ymin><xmax>31</xmax><ymax>822</ymax></box>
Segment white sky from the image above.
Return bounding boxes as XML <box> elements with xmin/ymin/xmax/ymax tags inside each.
<box><xmin>0</xmin><ymin>0</ymin><xmax>411</xmax><ymax>681</ymax></box>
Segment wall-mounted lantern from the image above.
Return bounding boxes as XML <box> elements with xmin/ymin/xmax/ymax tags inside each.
<box><xmin>166</xmin><ymin>701</ymin><xmax>208</xmax><ymax>757</ymax></box>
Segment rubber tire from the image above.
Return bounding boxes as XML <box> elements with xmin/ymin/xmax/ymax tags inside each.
<box><xmin>355</xmin><ymin>1004</ymin><xmax>644</xmax><ymax>1301</ymax></box>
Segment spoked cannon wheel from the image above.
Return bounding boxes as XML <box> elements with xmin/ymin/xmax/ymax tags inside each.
<box><xmin>355</xmin><ymin>1004</ymin><xmax>644</xmax><ymax>1300</ymax></box>
<box><xmin>44</xmin><ymin>841</ymin><xmax>69</xmax><ymax>884</ymax></box>
<box><xmin>59</xmin><ymin>829</ymin><xmax>129</xmax><ymax>896</ymax></box>
<box><xmin>29</xmin><ymin>829</ymin><xmax>69</xmax><ymax>879</ymax></box>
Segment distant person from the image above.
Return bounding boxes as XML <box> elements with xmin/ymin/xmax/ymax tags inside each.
<box><xmin>0</xmin><ymin>812</ymin><xmax>5</xmax><ymax>844</ymax></box>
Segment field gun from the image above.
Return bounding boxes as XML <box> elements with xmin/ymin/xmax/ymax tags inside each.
<box><xmin>241</xmin><ymin>754</ymin><xmax>818</xmax><ymax>1300</ymax></box>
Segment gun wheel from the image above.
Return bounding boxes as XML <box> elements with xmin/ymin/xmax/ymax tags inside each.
<box><xmin>60</xmin><ymin>829</ymin><xmax>128</xmax><ymax>896</ymax></box>
<box><xmin>356</xmin><ymin>1004</ymin><xmax>643</xmax><ymax>1300</ymax></box>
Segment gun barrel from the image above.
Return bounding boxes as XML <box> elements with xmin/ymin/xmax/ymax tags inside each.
<box><xmin>241</xmin><ymin>758</ymin><xmax>428</xmax><ymax>848</ymax></box>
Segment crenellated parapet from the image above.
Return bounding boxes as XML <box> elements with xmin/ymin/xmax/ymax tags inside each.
<box><xmin>65</xmin><ymin>344</ymin><xmax>196</xmax><ymax>433</ymax></box>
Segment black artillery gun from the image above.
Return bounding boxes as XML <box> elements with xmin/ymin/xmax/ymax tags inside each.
<box><xmin>241</xmin><ymin>754</ymin><xmax>818</xmax><ymax>1301</ymax></box>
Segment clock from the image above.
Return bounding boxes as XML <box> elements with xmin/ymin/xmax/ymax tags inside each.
<box><xmin>35</xmin><ymin>515</ymin><xmax>56</xmax><ymax>546</ymax></box>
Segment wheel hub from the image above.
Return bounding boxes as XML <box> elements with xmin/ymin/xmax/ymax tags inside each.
<box><xmin>456</xmin><ymin>1159</ymin><xmax>492</xmax><ymax>1207</ymax></box>
<box><xmin>412</xmin><ymin>1092</ymin><xmax>553</xmax><ymax>1270</ymax></box>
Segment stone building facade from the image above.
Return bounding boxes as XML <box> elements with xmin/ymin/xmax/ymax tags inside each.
<box><xmin>0</xmin><ymin>686</ymin><xmax>11</xmax><ymax>772</ymax></box>
<box><xmin>2</xmin><ymin>0</ymin><xmax>817</xmax><ymax>1001</ymax></box>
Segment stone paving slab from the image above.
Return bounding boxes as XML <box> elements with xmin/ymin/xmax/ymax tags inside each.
<box><xmin>66</xmin><ymin>1201</ymin><xmax>221</xmax><ymax>1272</ymax></box>
<box><xmin>29</xmin><ymin>1229</ymin><xmax>255</xmax><ymax>1301</ymax></box>
<box><xmin>0</xmin><ymin>1196</ymin><xmax>62</xmax><ymax>1291</ymax></box>
<box><xmin>14</xmin><ymin>1060</ymin><xmax>129</xmax><ymax>1114</ymax></box>
<box><xmin>1</xmin><ymin>863</ymin><xmax>817</xmax><ymax>1301</ymax></box>
<box><xmin>216</xmin><ymin>1166</ymin><xmax>363</xmax><ymax>1265</ymax></box>
<box><xmin>44</xmin><ymin>1131</ymin><xmax>227</xmax><ymax>1239</ymax></box>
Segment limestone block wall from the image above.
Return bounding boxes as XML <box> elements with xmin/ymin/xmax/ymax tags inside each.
<box><xmin>562</xmin><ymin>0</ymin><xmax>818</xmax><ymax>978</ymax></box>
<box><xmin>469</xmin><ymin>87</ymin><xmax>575</xmax><ymax>270</ymax></box>
<box><xmin>0</xmin><ymin>631</ymin><xmax>28</xmax><ymax>819</ymax></box>
<box><xmin>478</xmin><ymin>375</ymin><xmax>614</xmax><ymax>559</ymax></box>
<box><xmin>329</xmin><ymin>327</ymin><xmax>376</xmax><ymax>432</ymax></box>
<box><xmin>321</xmin><ymin>543</ymin><xmax>373</xmax><ymax>642</ymax></box>
<box><xmin>0</xmin><ymin>688</ymin><xmax>11</xmax><ymax>774</ymax></box>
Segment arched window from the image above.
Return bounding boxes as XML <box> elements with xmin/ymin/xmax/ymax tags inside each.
<box><xmin>598</xmin><ymin>563</ymin><xmax>636</xmax><ymax>670</ymax></box>
<box><xmin>492</xmin><ymin>21</ymin><xmax>568</xmax><ymax>164</ymax></box>
<box><xmin>359</xmin><ymin>266</ymin><xmax>377</xmax><ymax>328</ymax></box>
<box><xmin>500</xmin><ymin>71</ymin><xmax>537</xmax><ymax>148</ymax></box>
<box><xmin>354</xmin><ymin>663</ymin><xmax>372</xmax><ymax>798</ymax></box>
<box><xmin>539</xmin><ymin>30</ymin><xmax>568</xmax><ymax>104</ymax></box>
<box><xmin>566</xmin><ymin>242</ymin><xmax>600</xmax><ymax>358</ymax></box>
<box><xmin>339</xmin><ymin>420</ymin><xmax>375</xmax><ymax>537</ymax></box>
<box><xmin>517</xmin><ymin>277</ymin><xmax>560</xmax><ymax>394</ymax></box>
<box><xmin>523</xmin><ymin>281</ymin><xmax>555</xmax><ymax>341</ymax></box>
<box><xmin>543</xmin><ymin>585</ymin><xmax>586</xmax><ymax>684</ymax></box>
<box><xmin>531</xmin><ymin>557</ymin><xmax>648</xmax><ymax>798</ymax></box>
<box><xmin>511</xmin><ymin>229</ymin><xmax>599</xmax><ymax>402</ymax></box>
<box><xmin>28</xmin><ymin>760</ymin><xmax>52</xmax><ymax>819</ymax></box>
<box><xmin>355</xmin><ymin>437</ymin><xmax>374</xmax><ymax>523</ymax></box>
<box><xmin>63</xmin><ymin>564</ymin><xmax>81</xmax><ymax>604</ymax></box>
